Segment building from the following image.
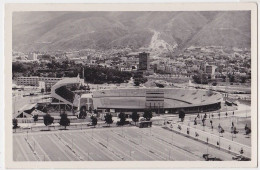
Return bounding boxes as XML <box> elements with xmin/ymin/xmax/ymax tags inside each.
<box><xmin>145</xmin><ymin>89</ymin><xmax>164</xmax><ymax>112</ymax></box>
<box><xmin>16</xmin><ymin>76</ymin><xmax>63</xmax><ymax>89</ymax></box>
<box><xmin>205</xmin><ymin>65</ymin><xmax>217</xmax><ymax>79</ymax></box>
<box><xmin>28</xmin><ymin>53</ymin><xmax>38</xmax><ymax>61</ymax></box>
<box><xmin>17</xmin><ymin>76</ymin><xmax>39</xmax><ymax>86</ymax></box>
<box><xmin>138</xmin><ymin>52</ymin><xmax>150</xmax><ymax>71</ymax></box>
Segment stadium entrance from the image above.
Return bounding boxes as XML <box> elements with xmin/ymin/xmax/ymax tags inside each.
<box><xmin>145</xmin><ymin>89</ymin><xmax>164</xmax><ymax>114</ymax></box>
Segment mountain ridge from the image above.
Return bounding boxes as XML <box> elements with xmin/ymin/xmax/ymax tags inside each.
<box><xmin>12</xmin><ymin>11</ymin><xmax>251</xmax><ymax>53</ymax></box>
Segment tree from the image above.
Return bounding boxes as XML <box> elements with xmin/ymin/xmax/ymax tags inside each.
<box><xmin>78</xmin><ymin>107</ymin><xmax>87</xmax><ymax>119</ymax></box>
<box><xmin>118</xmin><ymin>112</ymin><xmax>126</xmax><ymax>124</ymax></box>
<box><xmin>192</xmin><ymin>73</ymin><xmax>208</xmax><ymax>84</ymax></box>
<box><xmin>228</xmin><ymin>73</ymin><xmax>235</xmax><ymax>82</ymax></box>
<box><xmin>104</xmin><ymin>113</ymin><xmax>113</xmax><ymax>126</ymax></box>
<box><xmin>12</xmin><ymin>118</ymin><xmax>18</xmax><ymax>130</ymax></box>
<box><xmin>91</xmin><ymin>116</ymin><xmax>98</xmax><ymax>127</ymax></box>
<box><xmin>43</xmin><ymin>113</ymin><xmax>54</xmax><ymax>130</ymax></box>
<box><xmin>59</xmin><ymin>113</ymin><xmax>70</xmax><ymax>129</ymax></box>
<box><xmin>240</xmin><ymin>76</ymin><xmax>247</xmax><ymax>83</ymax></box>
<box><xmin>89</xmin><ymin>106</ymin><xmax>93</xmax><ymax>113</ymax></box>
<box><xmin>143</xmin><ymin>109</ymin><xmax>153</xmax><ymax>121</ymax></box>
<box><xmin>178</xmin><ymin>110</ymin><xmax>185</xmax><ymax>122</ymax></box>
<box><xmin>245</xmin><ymin>124</ymin><xmax>251</xmax><ymax>135</ymax></box>
<box><xmin>132</xmin><ymin>111</ymin><xmax>140</xmax><ymax>125</ymax></box>
<box><xmin>134</xmin><ymin>81</ymin><xmax>140</xmax><ymax>86</ymax></box>
<box><xmin>33</xmin><ymin>114</ymin><xmax>38</xmax><ymax>124</ymax></box>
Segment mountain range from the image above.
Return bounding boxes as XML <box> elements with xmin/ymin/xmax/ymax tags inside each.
<box><xmin>12</xmin><ymin>11</ymin><xmax>251</xmax><ymax>53</ymax></box>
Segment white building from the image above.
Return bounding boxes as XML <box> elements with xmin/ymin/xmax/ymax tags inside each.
<box><xmin>28</xmin><ymin>53</ymin><xmax>38</xmax><ymax>61</ymax></box>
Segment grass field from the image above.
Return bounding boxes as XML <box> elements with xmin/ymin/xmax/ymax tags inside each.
<box><xmin>13</xmin><ymin>126</ymin><xmax>235</xmax><ymax>161</ymax></box>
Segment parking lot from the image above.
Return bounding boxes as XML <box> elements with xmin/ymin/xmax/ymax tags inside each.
<box><xmin>13</xmin><ymin>126</ymin><xmax>236</xmax><ymax>161</ymax></box>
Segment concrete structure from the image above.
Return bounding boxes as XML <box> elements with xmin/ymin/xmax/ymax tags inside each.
<box><xmin>205</xmin><ymin>65</ymin><xmax>217</xmax><ymax>79</ymax></box>
<box><xmin>145</xmin><ymin>89</ymin><xmax>164</xmax><ymax>110</ymax></box>
<box><xmin>138</xmin><ymin>52</ymin><xmax>150</xmax><ymax>71</ymax></box>
<box><xmin>91</xmin><ymin>88</ymin><xmax>222</xmax><ymax>114</ymax></box>
<box><xmin>17</xmin><ymin>76</ymin><xmax>62</xmax><ymax>88</ymax></box>
<box><xmin>16</xmin><ymin>76</ymin><xmax>39</xmax><ymax>86</ymax></box>
<box><xmin>50</xmin><ymin>77</ymin><xmax>82</xmax><ymax>107</ymax></box>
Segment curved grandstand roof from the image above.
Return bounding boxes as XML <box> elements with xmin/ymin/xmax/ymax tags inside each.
<box><xmin>92</xmin><ymin>88</ymin><xmax>223</xmax><ymax>110</ymax></box>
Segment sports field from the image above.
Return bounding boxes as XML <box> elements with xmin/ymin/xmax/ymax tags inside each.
<box><xmin>13</xmin><ymin>126</ymin><xmax>235</xmax><ymax>161</ymax></box>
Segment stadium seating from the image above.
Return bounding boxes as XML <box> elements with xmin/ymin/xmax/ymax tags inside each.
<box><xmin>55</xmin><ymin>86</ymin><xmax>75</xmax><ymax>103</ymax></box>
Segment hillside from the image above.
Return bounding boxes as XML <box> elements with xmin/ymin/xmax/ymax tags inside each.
<box><xmin>12</xmin><ymin>11</ymin><xmax>251</xmax><ymax>53</ymax></box>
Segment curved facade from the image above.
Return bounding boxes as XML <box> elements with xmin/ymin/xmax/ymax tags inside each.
<box><xmin>51</xmin><ymin>77</ymin><xmax>81</xmax><ymax>107</ymax></box>
<box><xmin>92</xmin><ymin>88</ymin><xmax>223</xmax><ymax>114</ymax></box>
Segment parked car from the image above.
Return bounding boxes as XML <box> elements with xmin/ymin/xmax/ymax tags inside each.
<box><xmin>116</xmin><ymin>121</ymin><xmax>130</xmax><ymax>126</ymax></box>
<box><xmin>203</xmin><ymin>154</ymin><xmax>222</xmax><ymax>161</ymax></box>
<box><xmin>232</xmin><ymin>155</ymin><xmax>251</xmax><ymax>161</ymax></box>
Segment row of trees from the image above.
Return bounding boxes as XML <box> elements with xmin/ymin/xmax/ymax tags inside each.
<box><xmin>12</xmin><ymin>109</ymin><xmax>155</xmax><ymax>131</ymax></box>
<box><xmin>192</xmin><ymin>72</ymin><xmax>250</xmax><ymax>85</ymax></box>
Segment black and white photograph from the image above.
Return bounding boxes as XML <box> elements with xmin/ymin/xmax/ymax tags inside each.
<box><xmin>4</xmin><ymin>3</ymin><xmax>257</xmax><ymax>169</ymax></box>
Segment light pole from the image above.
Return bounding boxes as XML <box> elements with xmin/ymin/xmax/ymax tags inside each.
<box><xmin>107</xmin><ymin>136</ymin><xmax>109</xmax><ymax>148</ymax></box>
<box><xmin>171</xmin><ymin>133</ymin><xmax>173</xmax><ymax>145</ymax></box>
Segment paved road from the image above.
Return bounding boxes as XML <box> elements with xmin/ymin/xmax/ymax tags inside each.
<box><xmin>13</xmin><ymin>126</ymin><xmax>237</xmax><ymax>161</ymax></box>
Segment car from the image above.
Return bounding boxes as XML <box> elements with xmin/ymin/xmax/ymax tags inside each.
<box><xmin>203</xmin><ymin>154</ymin><xmax>222</xmax><ymax>161</ymax></box>
<box><xmin>232</xmin><ymin>155</ymin><xmax>251</xmax><ymax>161</ymax></box>
<box><xmin>116</xmin><ymin>121</ymin><xmax>130</xmax><ymax>126</ymax></box>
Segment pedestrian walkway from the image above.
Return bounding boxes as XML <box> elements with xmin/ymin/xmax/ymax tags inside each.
<box><xmin>166</xmin><ymin>121</ymin><xmax>251</xmax><ymax>158</ymax></box>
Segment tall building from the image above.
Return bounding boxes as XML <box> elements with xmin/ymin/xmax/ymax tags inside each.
<box><xmin>145</xmin><ymin>89</ymin><xmax>164</xmax><ymax>113</ymax></box>
<box><xmin>138</xmin><ymin>52</ymin><xmax>150</xmax><ymax>70</ymax></box>
<box><xmin>205</xmin><ymin>65</ymin><xmax>217</xmax><ymax>79</ymax></box>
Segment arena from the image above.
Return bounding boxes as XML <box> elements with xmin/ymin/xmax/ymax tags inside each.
<box><xmin>50</xmin><ymin>78</ymin><xmax>223</xmax><ymax>114</ymax></box>
<box><xmin>91</xmin><ymin>88</ymin><xmax>222</xmax><ymax>114</ymax></box>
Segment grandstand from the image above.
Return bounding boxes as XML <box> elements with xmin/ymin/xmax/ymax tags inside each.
<box><xmin>51</xmin><ymin>77</ymin><xmax>82</xmax><ymax>107</ymax></box>
<box><xmin>91</xmin><ymin>88</ymin><xmax>223</xmax><ymax>114</ymax></box>
<box><xmin>51</xmin><ymin>77</ymin><xmax>223</xmax><ymax>114</ymax></box>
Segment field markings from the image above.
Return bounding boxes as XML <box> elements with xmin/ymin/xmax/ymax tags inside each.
<box><xmin>110</xmin><ymin>129</ymin><xmax>162</xmax><ymax>161</ymax></box>
<box><xmin>31</xmin><ymin>136</ymin><xmax>51</xmax><ymax>161</ymax></box>
<box><xmin>151</xmin><ymin>127</ymin><xmax>233</xmax><ymax>160</ymax></box>
<box><xmin>106</xmin><ymin>130</ymin><xmax>151</xmax><ymax>161</ymax></box>
<box><xmin>14</xmin><ymin>137</ymin><xmax>30</xmax><ymax>161</ymax></box>
<box><xmin>59</xmin><ymin>133</ymin><xmax>94</xmax><ymax>161</ymax></box>
<box><xmin>96</xmin><ymin>130</ymin><xmax>139</xmax><ymax>161</ymax></box>
<box><xmin>149</xmin><ymin>127</ymin><xmax>204</xmax><ymax>160</ymax></box>
<box><xmin>134</xmin><ymin>128</ymin><xmax>200</xmax><ymax>161</ymax></box>
<box><xmin>85</xmin><ymin>131</ymin><xmax>130</xmax><ymax>161</ymax></box>
<box><xmin>68</xmin><ymin>132</ymin><xmax>106</xmax><ymax>161</ymax></box>
<box><xmin>53</xmin><ymin>133</ymin><xmax>83</xmax><ymax>161</ymax></box>
<box><xmin>75</xmin><ymin>132</ymin><xmax>121</xmax><ymax>161</ymax></box>
<box><xmin>47</xmin><ymin>134</ymin><xmax>79</xmax><ymax>161</ymax></box>
<box><xmin>125</xmin><ymin>128</ymin><xmax>176</xmax><ymax>160</ymax></box>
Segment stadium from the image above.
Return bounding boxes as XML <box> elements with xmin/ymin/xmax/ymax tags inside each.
<box><xmin>51</xmin><ymin>78</ymin><xmax>223</xmax><ymax>114</ymax></box>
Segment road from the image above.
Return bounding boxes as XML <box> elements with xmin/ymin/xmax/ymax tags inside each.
<box><xmin>13</xmin><ymin>126</ymin><xmax>236</xmax><ymax>161</ymax></box>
